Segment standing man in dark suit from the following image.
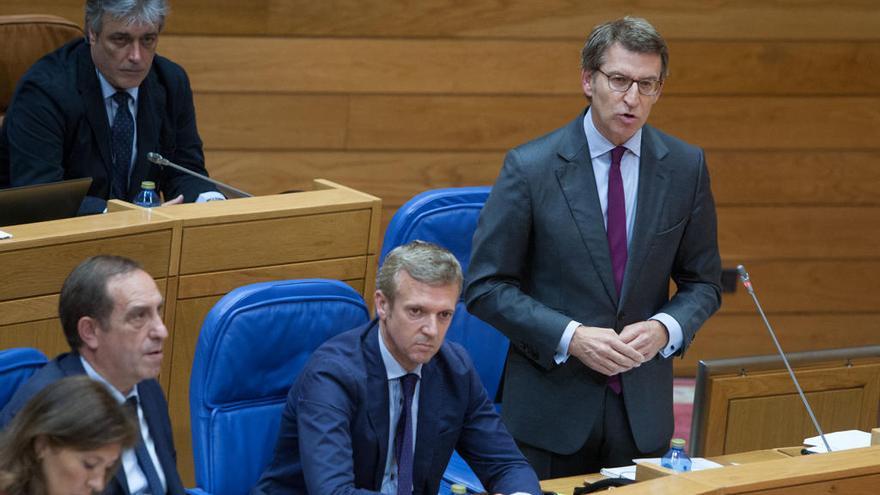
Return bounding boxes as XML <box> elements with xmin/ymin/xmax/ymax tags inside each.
<box><xmin>253</xmin><ymin>241</ymin><xmax>541</xmax><ymax>495</ymax></box>
<box><xmin>1</xmin><ymin>255</ymin><xmax>185</xmax><ymax>495</ymax></box>
<box><xmin>465</xmin><ymin>17</ymin><xmax>722</xmax><ymax>478</ymax></box>
<box><xmin>0</xmin><ymin>0</ymin><xmax>221</xmax><ymax>207</ymax></box>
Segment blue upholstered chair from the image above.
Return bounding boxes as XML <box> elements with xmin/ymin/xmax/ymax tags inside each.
<box><xmin>381</xmin><ymin>187</ymin><xmax>508</xmax><ymax>494</ymax></box>
<box><xmin>189</xmin><ymin>279</ymin><xmax>370</xmax><ymax>495</ymax></box>
<box><xmin>0</xmin><ymin>347</ymin><xmax>47</xmax><ymax>409</ymax></box>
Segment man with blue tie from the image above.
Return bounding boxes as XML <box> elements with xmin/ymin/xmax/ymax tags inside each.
<box><xmin>1</xmin><ymin>255</ymin><xmax>184</xmax><ymax>495</ymax></box>
<box><xmin>0</xmin><ymin>0</ymin><xmax>221</xmax><ymax>207</ymax></box>
<box><xmin>253</xmin><ymin>241</ymin><xmax>541</xmax><ymax>494</ymax></box>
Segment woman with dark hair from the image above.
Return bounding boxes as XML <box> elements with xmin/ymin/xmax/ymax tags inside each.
<box><xmin>0</xmin><ymin>376</ymin><xmax>138</xmax><ymax>495</ymax></box>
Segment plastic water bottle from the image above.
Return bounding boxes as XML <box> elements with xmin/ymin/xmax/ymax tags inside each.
<box><xmin>661</xmin><ymin>438</ymin><xmax>692</xmax><ymax>472</ymax></box>
<box><xmin>450</xmin><ymin>484</ymin><xmax>467</xmax><ymax>495</ymax></box>
<box><xmin>133</xmin><ymin>181</ymin><xmax>161</xmax><ymax>208</ymax></box>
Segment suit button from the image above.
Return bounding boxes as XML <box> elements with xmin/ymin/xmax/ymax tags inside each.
<box><xmin>617</xmin><ymin>313</ymin><xmax>626</xmax><ymax>321</ymax></box>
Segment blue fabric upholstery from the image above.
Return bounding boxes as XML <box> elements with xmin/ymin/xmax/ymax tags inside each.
<box><xmin>189</xmin><ymin>279</ymin><xmax>370</xmax><ymax>495</ymax></box>
<box><xmin>382</xmin><ymin>187</ymin><xmax>508</xmax><ymax>493</ymax></box>
<box><xmin>0</xmin><ymin>347</ymin><xmax>47</xmax><ymax>409</ymax></box>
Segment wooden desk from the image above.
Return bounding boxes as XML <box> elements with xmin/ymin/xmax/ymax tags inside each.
<box><xmin>0</xmin><ymin>208</ymin><xmax>178</xmax><ymax>369</ymax></box>
<box><xmin>540</xmin><ymin>448</ymin><xmax>795</xmax><ymax>494</ymax></box>
<box><xmin>0</xmin><ymin>179</ymin><xmax>381</xmax><ymax>486</ymax></box>
<box><xmin>540</xmin><ymin>446</ymin><xmax>880</xmax><ymax>495</ymax></box>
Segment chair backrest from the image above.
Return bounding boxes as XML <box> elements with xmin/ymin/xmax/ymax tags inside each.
<box><xmin>189</xmin><ymin>279</ymin><xmax>370</xmax><ymax>495</ymax></box>
<box><xmin>381</xmin><ymin>187</ymin><xmax>508</xmax><ymax>400</ymax></box>
<box><xmin>0</xmin><ymin>347</ymin><xmax>48</xmax><ymax>409</ymax></box>
<box><xmin>0</xmin><ymin>15</ymin><xmax>83</xmax><ymax>122</ymax></box>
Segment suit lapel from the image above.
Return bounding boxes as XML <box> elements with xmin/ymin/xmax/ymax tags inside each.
<box><xmin>363</xmin><ymin>323</ymin><xmax>391</xmax><ymax>488</ymax></box>
<box><xmin>76</xmin><ymin>45</ymin><xmax>113</xmax><ymax>177</ymax></box>
<box><xmin>620</xmin><ymin>125</ymin><xmax>670</xmax><ymax>306</ymax></box>
<box><xmin>131</xmin><ymin>70</ymin><xmax>164</xmax><ymax>191</ymax></box>
<box><xmin>138</xmin><ymin>383</ymin><xmax>183</xmax><ymax>493</ymax></box>
<box><xmin>412</xmin><ymin>360</ymin><xmax>440</xmax><ymax>490</ymax></box>
<box><xmin>555</xmin><ymin>112</ymin><xmax>619</xmax><ymax>304</ymax></box>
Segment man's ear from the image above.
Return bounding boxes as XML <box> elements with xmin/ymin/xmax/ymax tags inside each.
<box><xmin>581</xmin><ymin>69</ymin><xmax>594</xmax><ymax>99</ymax></box>
<box><xmin>374</xmin><ymin>290</ymin><xmax>388</xmax><ymax>320</ymax></box>
<box><xmin>78</xmin><ymin>316</ymin><xmax>101</xmax><ymax>351</ymax></box>
<box><xmin>87</xmin><ymin>27</ymin><xmax>97</xmax><ymax>45</ymax></box>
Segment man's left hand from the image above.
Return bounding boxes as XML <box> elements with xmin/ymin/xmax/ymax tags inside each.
<box><xmin>162</xmin><ymin>194</ymin><xmax>184</xmax><ymax>206</ymax></box>
<box><xmin>619</xmin><ymin>320</ymin><xmax>669</xmax><ymax>361</ymax></box>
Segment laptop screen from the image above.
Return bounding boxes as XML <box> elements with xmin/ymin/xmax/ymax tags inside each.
<box><xmin>0</xmin><ymin>178</ymin><xmax>93</xmax><ymax>227</ymax></box>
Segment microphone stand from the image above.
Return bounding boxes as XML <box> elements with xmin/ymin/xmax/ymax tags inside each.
<box><xmin>146</xmin><ymin>152</ymin><xmax>253</xmax><ymax>198</ymax></box>
<box><xmin>737</xmin><ymin>265</ymin><xmax>832</xmax><ymax>453</ymax></box>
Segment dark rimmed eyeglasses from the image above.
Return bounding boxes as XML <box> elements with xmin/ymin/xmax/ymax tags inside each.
<box><xmin>595</xmin><ymin>68</ymin><xmax>663</xmax><ymax>96</ymax></box>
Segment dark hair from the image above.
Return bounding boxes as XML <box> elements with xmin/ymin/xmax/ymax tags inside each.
<box><xmin>581</xmin><ymin>16</ymin><xmax>669</xmax><ymax>80</ymax></box>
<box><xmin>84</xmin><ymin>0</ymin><xmax>169</xmax><ymax>34</ymax></box>
<box><xmin>376</xmin><ymin>240</ymin><xmax>462</xmax><ymax>307</ymax></box>
<box><xmin>0</xmin><ymin>376</ymin><xmax>138</xmax><ymax>494</ymax></box>
<box><xmin>59</xmin><ymin>255</ymin><xmax>143</xmax><ymax>350</ymax></box>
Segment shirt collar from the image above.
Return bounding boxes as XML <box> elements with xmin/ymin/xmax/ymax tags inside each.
<box><xmin>97</xmin><ymin>69</ymin><xmax>139</xmax><ymax>102</ymax></box>
<box><xmin>583</xmin><ymin>107</ymin><xmax>642</xmax><ymax>160</ymax></box>
<box><xmin>377</xmin><ymin>324</ymin><xmax>423</xmax><ymax>381</ymax></box>
<box><xmin>79</xmin><ymin>355</ymin><xmax>139</xmax><ymax>403</ymax></box>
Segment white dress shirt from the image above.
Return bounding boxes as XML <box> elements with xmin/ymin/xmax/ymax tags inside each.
<box><xmin>81</xmin><ymin>356</ymin><xmax>167</xmax><ymax>494</ymax></box>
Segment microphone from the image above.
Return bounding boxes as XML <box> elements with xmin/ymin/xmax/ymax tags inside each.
<box><xmin>146</xmin><ymin>152</ymin><xmax>253</xmax><ymax>198</ymax></box>
<box><xmin>736</xmin><ymin>264</ymin><xmax>832</xmax><ymax>453</ymax></box>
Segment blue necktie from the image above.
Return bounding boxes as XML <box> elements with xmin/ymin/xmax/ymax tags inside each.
<box><xmin>394</xmin><ymin>373</ymin><xmax>419</xmax><ymax>495</ymax></box>
<box><xmin>126</xmin><ymin>397</ymin><xmax>165</xmax><ymax>495</ymax></box>
<box><xmin>110</xmin><ymin>91</ymin><xmax>134</xmax><ymax>200</ymax></box>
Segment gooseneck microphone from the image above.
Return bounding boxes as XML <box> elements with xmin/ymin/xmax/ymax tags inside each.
<box><xmin>146</xmin><ymin>152</ymin><xmax>253</xmax><ymax>198</ymax></box>
<box><xmin>736</xmin><ymin>265</ymin><xmax>832</xmax><ymax>453</ymax></box>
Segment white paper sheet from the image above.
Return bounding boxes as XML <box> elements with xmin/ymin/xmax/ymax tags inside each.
<box><xmin>804</xmin><ymin>429</ymin><xmax>871</xmax><ymax>453</ymax></box>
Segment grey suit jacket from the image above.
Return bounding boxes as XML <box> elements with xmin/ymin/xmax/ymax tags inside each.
<box><xmin>465</xmin><ymin>109</ymin><xmax>722</xmax><ymax>455</ymax></box>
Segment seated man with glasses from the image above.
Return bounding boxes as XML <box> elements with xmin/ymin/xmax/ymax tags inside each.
<box><xmin>465</xmin><ymin>16</ymin><xmax>721</xmax><ymax>478</ymax></box>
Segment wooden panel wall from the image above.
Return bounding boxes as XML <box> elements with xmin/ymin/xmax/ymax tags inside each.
<box><xmin>2</xmin><ymin>1</ymin><xmax>878</xmax><ymax>374</ymax></box>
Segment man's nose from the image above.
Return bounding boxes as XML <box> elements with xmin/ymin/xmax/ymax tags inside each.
<box><xmin>128</xmin><ymin>42</ymin><xmax>143</xmax><ymax>63</ymax></box>
<box><xmin>623</xmin><ymin>81</ymin><xmax>640</xmax><ymax>106</ymax></box>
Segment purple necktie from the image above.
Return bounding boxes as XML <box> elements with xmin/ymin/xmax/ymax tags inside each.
<box><xmin>607</xmin><ymin>145</ymin><xmax>628</xmax><ymax>295</ymax></box>
<box><xmin>395</xmin><ymin>373</ymin><xmax>419</xmax><ymax>495</ymax></box>
<box><xmin>607</xmin><ymin>146</ymin><xmax>627</xmax><ymax>394</ymax></box>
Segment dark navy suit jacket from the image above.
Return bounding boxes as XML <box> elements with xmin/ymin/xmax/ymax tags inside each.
<box><xmin>0</xmin><ymin>353</ymin><xmax>185</xmax><ymax>495</ymax></box>
<box><xmin>252</xmin><ymin>321</ymin><xmax>540</xmax><ymax>495</ymax></box>
<box><xmin>0</xmin><ymin>38</ymin><xmax>213</xmax><ymax>203</ymax></box>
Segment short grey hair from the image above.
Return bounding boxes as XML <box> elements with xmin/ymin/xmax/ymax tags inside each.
<box><xmin>581</xmin><ymin>16</ymin><xmax>669</xmax><ymax>80</ymax></box>
<box><xmin>377</xmin><ymin>240</ymin><xmax>462</xmax><ymax>306</ymax></box>
<box><xmin>85</xmin><ymin>0</ymin><xmax>168</xmax><ymax>34</ymax></box>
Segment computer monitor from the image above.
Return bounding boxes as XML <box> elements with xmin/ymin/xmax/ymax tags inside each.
<box><xmin>0</xmin><ymin>178</ymin><xmax>93</xmax><ymax>227</ymax></box>
<box><xmin>690</xmin><ymin>345</ymin><xmax>880</xmax><ymax>457</ymax></box>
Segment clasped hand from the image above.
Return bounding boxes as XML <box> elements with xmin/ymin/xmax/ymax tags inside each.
<box><xmin>568</xmin><ymin>320</ymin><xmax>668</xmax><ymax>376</ymax></box>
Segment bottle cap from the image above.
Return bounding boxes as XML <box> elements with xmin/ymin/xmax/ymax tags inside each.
<box><xmin>140</xmin><ymin>181</ymin><xmax>156</xmax><ymax>190</ymax></box>
<box><xmin>451</xmin><ymin>484</ymin><xmax>467</xmax><ymax>494</ymax></box>
<box><xmin>671</xmin><ymin>438</ymin><xmax>686</xmax><ymax>448</ymax></box>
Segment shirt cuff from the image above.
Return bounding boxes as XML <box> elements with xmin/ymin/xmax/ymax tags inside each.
<box><xmin>554</xmin><ymin>320</ymin><xmax>581</xmax><ymax>364</ymax></box>
<box><xmin>196</xmin><ymin>191</ymin><xmax>226</xmax><ymax>202</ymax></box>
<box><xmin>652</xmin><ymin>312</ymin><xmax>682</xmax><ymax>358</ymax></box>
